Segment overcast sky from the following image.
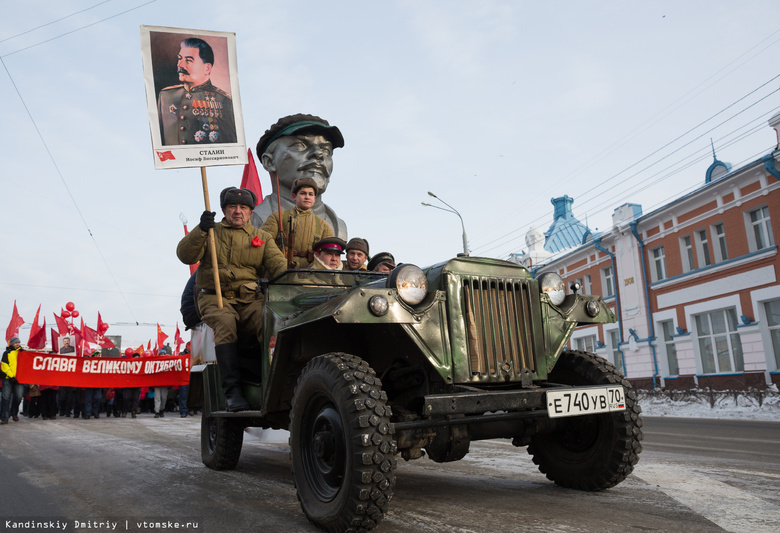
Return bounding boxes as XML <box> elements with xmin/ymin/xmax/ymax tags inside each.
<box><xmin>1</xmin><ymin>0</ymin><xmax>779</xmax><ymax>349</ymax></box>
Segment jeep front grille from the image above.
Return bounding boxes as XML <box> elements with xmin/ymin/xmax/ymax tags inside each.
<box><xmin>462</xmin><ymin>277</ymin><xmax>536</xmax><ymax>378</ymax></box>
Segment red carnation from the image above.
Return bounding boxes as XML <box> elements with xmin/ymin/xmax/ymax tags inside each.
<box><xmin>251</xmin><ymin>236</ymin><xmax>265</xmax><ymax>248</ymax></box>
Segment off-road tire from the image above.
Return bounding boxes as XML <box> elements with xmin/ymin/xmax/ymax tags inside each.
<box><xmin>528</xmin><ymin>350</ymin><xmax>643</xmax><ymax>490</ymax></box>
<box><xmin>290</xmin><ymin>353</ymin><xmax>397</xmax><ymax>532</ymax></box>
<box><xmin>201</xmin><ymin>414</ymin><xmax>244</xmax><ymax>470</ymax></box>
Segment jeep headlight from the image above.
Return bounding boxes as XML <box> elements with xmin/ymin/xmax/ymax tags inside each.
<box><xmin>585</xmin><ymin>300</ymin><xmax>600</xmax><ymax>317</ymax></box>
<box><xmin>387</xmin><ymin>264</ymin><xmax>428</xmax><ymax>305</ymax></box>
<box><xmin>539</xmin><ymin>272</ymin><xmax>566</xmax><ymax>306</ymax></box>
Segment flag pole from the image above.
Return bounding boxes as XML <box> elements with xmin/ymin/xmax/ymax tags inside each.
<box><xmin>200</xmin><ymin>166</ymin><xmax>223</xmax><ymax>309</ymax></box>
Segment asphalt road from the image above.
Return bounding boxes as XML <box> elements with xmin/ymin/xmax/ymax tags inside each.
<box><xmin>1</xmin><ymin>414</ymin><xmax>778</xmax><ymax>533</ymax></box>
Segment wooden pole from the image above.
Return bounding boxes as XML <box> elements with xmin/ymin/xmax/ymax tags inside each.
<box><xmin>200</xmin><ymin>167</ymin><xmax>223</xmax><ymax>309</ymax></box>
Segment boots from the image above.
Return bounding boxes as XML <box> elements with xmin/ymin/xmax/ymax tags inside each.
<box><xmin>214</xmin><ymin>343</ymin><xmax>250</xmax><ymax>412</ymax></box>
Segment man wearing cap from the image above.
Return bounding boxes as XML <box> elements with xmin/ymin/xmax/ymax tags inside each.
<box><xmin>158</xmin><ymin>37</ymin><xmax>237</xmax><ymax>146</ymax></box>
<box><xmin>312</xmin><ymin>237</ymin><xmax>347</xmax><ymax>270</ymax></box>
<box><xmin>177</xmin><ymin>186</ymin><xmax>287</xmax><ymax>411</ymax></box>
<box><xmin>1</xmin><ymin>337</ymin><xmax>24</xmax><ymax>424</ymax></box>
<box><xmin>260</xmin><ymin>177</ymin><xmax>334</xmax><ymax>268</ymax></box>
<box><xmin>343</xmin><ymin>238</ymin><xmax>369</xmax><ymax>271</ymax></box>
<box><xmin>368</xmin><ymin>252</ymin><xmax>396</xmax><ymax>273</ymax></box>
<box><xmin>252</xmin><ymin>114</ymin><xmax>347</xmax><ymax>239</ymax></box>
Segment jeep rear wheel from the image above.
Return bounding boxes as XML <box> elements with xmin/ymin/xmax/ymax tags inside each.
<box><xmin>528</xmin><ymin>350</ymin><xmax>643</xmax><ymax>490</ymax></box>
<box><xmin>201</xmin><ymin>414</ymin><xmax>244</xmax><ymax>470</ymax></box>
<box><xmin>290</xmin><ymin>353</ymin><xmax>396</xmax><ymax>532</ymax></box>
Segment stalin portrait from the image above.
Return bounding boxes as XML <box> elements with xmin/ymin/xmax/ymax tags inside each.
<box><xmin>157</xmin><ymin>37</ymin><xmax>237</xmax><ymax>146</ymax></box>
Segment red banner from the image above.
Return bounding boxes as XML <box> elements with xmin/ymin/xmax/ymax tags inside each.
<box><xmin>15</xmin><ymin>350</ymin><xmax>190</xmax><ymax>387</ymax></box>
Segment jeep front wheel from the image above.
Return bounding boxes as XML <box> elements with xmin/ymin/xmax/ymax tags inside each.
<box><xmin>201</xmin><ymin>414</ymin><xmax>244</xmax><ymax>470</ymax></box>
<box><xmin>528</xmin><ymin>350</ymin><xmax>643</xmax><ymax>490</ymax></box>
<box><xmin>290</xmin><ymin>353</ymin><xmax>396</xmax><ymax>532</ymax></box>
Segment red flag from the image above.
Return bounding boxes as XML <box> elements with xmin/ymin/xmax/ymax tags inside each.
<box><xmin>157</xmin><ymin>323</ymin><xmax>169</xmax><ymax>349</ymax></box>
<box><xmin>6</xmin><ymin>300</ymin><xmax>25</xmax><ymax>343</ymax></box>
<box><xmin>182</xmin><ymin>224</ymin><xmax>199</xmax><ymax>275</ymax></box>
<box><xmin>83</xmin><ymin>323</ymin><xmax>99</xmax><ymax>345</ymax></box>
<box><xmin>135</xmin><ymin>344</ymin><xmax>144</xmax><ymax>356</ymax></box>
<box><xmin>53</xmin><ymin>312</ymin><xmax>70</xmax><ymax>336</ymax></box>
<box><xmin>51</xmin><ymin>328</ymin><xmax>60</xmax><ymax>353</ymax></box>
<box><xmin>27</xmin><ymin>304</ymin><xmax>42</xmax><ymax>345</ymax></box>
<box><xmin>156</xmin><ymin>150</ymin><xmax>175</xmax><ymax>162</ymax></box>
<box><xmin>174</xmin><ymin>323</ymin><xmax>184</xmax><ymax>355</ymax></box>
<box><xmin>240</xmin><ymin>148</ymin><xmax>262</xmax><ymax>206</ymax></box>
<box><xmin>28</xmin><ymin>317</ymin><xmax>47</xmax><ymax>350</ymax></box>
<box><xmin>147</xmin><ymin>340</ymin><xmax>151</xmax><ymax>351</ymax></box>
<box><xmin>99</xmin><ymin>336</ymin><xmax>116</xmax><ymax>350</ymax></box>
<box><xmin>97</xmin><ymin>313</ymin><xmax>108</xmax><ymax>334</ymax></box>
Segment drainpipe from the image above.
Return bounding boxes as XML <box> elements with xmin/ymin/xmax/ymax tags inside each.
<box><xmin>593</xmin><ymin>237</ymin><xmax>627</xmax><ymax>376</ymax></box>
<box><xmin>629</xmin><ymin>221</ymin><xmax>660</xmax><ymax>389</ymax></box>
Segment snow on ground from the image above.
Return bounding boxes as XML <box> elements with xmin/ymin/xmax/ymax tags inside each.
<box><xmin>637</xmin><ymin>387</ymin><xmax>780</xmax><ymax>422</ymax></box>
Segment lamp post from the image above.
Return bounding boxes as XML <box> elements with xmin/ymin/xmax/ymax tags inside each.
<box><xmin>422</xmin><ymin>191</ymin><xmax>469</xmax><ymax>256</ymax></box>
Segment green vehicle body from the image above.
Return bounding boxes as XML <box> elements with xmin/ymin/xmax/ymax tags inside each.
<box><xmin>189</xmin><ymin>255</ymin><xmax>642</xmax><ymax>531</ymax></box>
<box><xmin>191</xmin><ymin>256</ymin><xmax>614</xmax><ymax>425</ymax></box>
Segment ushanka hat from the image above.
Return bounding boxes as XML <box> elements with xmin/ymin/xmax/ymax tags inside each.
<box><xmin>345</xmin><ymin>238</ymin><xmax>369</xmax><ymax>256</ymax></box>
<box><xmin>256</xmin><ymin>114</ymin><xmax>344</xmax><ymax>157</ymax></box>
<box><xmin>219</xmin><ymin>187</ymin><xmax>257</xmax><ymax>209</ymax></box>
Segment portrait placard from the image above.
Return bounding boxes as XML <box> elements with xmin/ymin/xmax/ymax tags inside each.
<box><xmin>140</xmin><ymin>25</ymin><xmax>248</xmax><ymax>169</ymax></box>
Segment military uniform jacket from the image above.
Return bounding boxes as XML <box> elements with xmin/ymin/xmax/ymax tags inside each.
<box><xmin>260</xmin><ymin>208</ymin><xmax>334</xmax><ymax>268</ymax></box>
<box><xmin>177</xmin><ymin>221</ymin><xmax>287</xmax><ymax>296</ymax></box>
<box><xmin>158</xmin><ymin>80</ymin><xmax>237</xmax><ymax>145</ymax></box>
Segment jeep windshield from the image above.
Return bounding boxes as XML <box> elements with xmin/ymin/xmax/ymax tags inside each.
<box><xmin>270</xmin><ymin>269</ymin><xmax>388</xmax><ymax>288</ymax></box>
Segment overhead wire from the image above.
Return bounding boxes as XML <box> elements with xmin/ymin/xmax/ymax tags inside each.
<box><xmin>0</xmin><ymin>2</ymin><xmax>161</xmax><ymax>322</ymax></box>
<box><xmin>0</xmin><ymin>0</ymin><xmax>114</xmax><ymax>45</ymax></box>
<box><xmin>0</xmin><ymin>0</ymin><xmax>156</xmax><ymax>57</ymax></box>
<box><xmin>471</xmin><ymin>78</ymin><xmax>780</xmax><ymax>257</ymax></box>
<box><xmin>469</xmin><ymin>29</ymin><xmax>780</xmax><ymax>247</ymax></box>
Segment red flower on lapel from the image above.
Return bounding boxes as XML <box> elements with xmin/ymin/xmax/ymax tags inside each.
<box><xmin>251</xmin><ymin>236</ymin><xmax>265</xmax><ymax>248</ymax></box>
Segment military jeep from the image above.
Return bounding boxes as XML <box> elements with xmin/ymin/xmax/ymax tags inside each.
<box><xmin>188</xmin><ymin>256</ymin><xmax>643</xmax><ymax>532</ymax></box>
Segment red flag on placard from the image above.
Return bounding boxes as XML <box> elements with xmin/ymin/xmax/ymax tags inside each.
<box><xmin>28</xmin><ymin>317</ymin><xmax>47</xmax><ymax>350</ymax></box>
<box><xmin>240</xmin><ymin>148</ymin><xmax>262</xmax><ymax>206</ymax></box>
<box><xmin>156</xmin><ymin>150</ymin><xmax>175</xmax><ymax>162</ymax></box>
<box><xmin>6</xmin><ymin>300</ymin><xmax>25</xmax><ymax>343</ymax></box>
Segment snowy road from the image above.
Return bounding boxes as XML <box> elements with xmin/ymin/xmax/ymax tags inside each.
<box><xmin>0</xmin><ymin>414</ymin><xmax>778</xmax><ymax>532</ymax></box>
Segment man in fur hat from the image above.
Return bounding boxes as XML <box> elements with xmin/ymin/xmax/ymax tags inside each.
<box><xmin>177</xmin><ymin>186</ymin><xmax>287</xmax><ymax>411</ymax></box>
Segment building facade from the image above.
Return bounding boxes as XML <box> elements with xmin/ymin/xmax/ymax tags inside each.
<box><xmin>515</xmin><ymin>114</ymin><xmax>780</xmax><ymax>390</ymax></box>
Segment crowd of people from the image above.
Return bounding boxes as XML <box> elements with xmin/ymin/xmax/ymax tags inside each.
<box><xmin>0</xmin><ymin>338</ymin><xmax>196</xmax><ymax>425</ymax></box>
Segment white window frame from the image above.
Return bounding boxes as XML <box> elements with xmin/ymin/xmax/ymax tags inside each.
<box><xmin>574</xmin><ymin>334</ymin><xmax>598</xmax><ymax>353</ymax></box>
<box><xmin>602</xmin><ymin>266</ymin><xmax>614</xmax><ymax>298</ymax></box>
<box><xmin>695</xmin><ymin>228</ymin><xmax>712</xmax><ymax>267</ymax></box>
<box><xmin>680</xmin><ymin>234</ymin><xmax>695</xmax><ymax>272</ymax></box>
<box><xmin>693</xmin><ymin>308</ymin><xmax>744</xmax><ymax>374</ymax></box>
<box><xmin>607</xmin><ymin>328</ymin><xmax>624</xmax><ymax>375</ymax></box>
<box><xmin>745</xmin><ymin>205</ymin><xmax>775</xmax><ymax>252</ymax></box>
<box><xmin>712</xmin><ymin>222</ymin><xmax>728</xmax><ymax>263</ymax></box>
<box><xmin>651</xmin><ymin>245</ymin><xmax>667</xmax><ymax>282</ymax></box>
<box><xmin>659</xmin><ymin>320</ymin><xmax>679</xmax><ymax>376</ymax></box>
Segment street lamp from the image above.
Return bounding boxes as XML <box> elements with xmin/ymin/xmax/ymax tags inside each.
<box><xmin>422</xmin><ymin>191</ymin><xmax>469</xmax><ymax>256</ymax></box>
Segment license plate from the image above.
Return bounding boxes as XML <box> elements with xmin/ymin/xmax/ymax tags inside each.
<box><xmin>546</xmin><ymin>386</ymin><xmax>626</xmax><ymax>418</ymax></box>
